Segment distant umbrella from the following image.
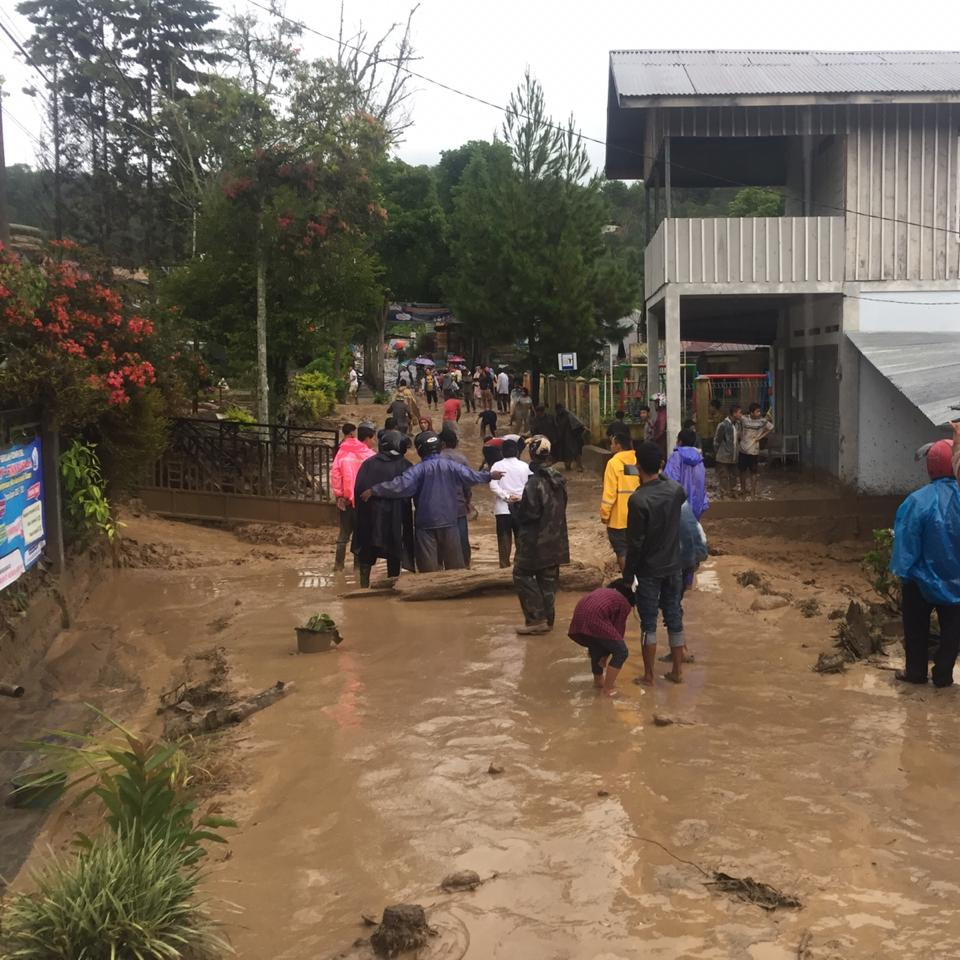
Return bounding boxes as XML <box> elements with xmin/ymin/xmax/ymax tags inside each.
<box><xmin>414</xmin><ymin>357</ymin><xmax>436</xmax><ymax>366</ymax></box>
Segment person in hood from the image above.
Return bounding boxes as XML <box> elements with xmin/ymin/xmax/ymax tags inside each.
<box><xmin>568</xmin><ymin>579</ymin><xmax>635</xmax><ymax>696</ymax></box>
<box><xmin>663</xmin><ymin>428</ymin><xmax>709</xmax><ymax>521</ymax></box>
<box><xmin>361</xmin><ymin>430</ymin><xmax>490</xmax><ymax>572</ymax></box>
<box><xmin>510</xmin><ymin>435</ymin><xmax>570</xmax><ymax>634</ymax></box>
<box><xmin>600</xmin><ymin>428</ymin><xmax>640</xmax><ymax>571</ymax></box>
<box><xmin>890</xmin><ymin>438</ymin><xmax>960</xmax><ymax>687</ymax></box>
<box><xmin>352</xmin><ymin>430</ymin><xmax>415</xmax><ymax>586</ymax></box>
<box><xmin>387</xmin><ymin>394</ymin><xmax>412</xmax><ymax>435</ymax></box>
<box><xmin>330</xmin><ymin>422</ymin><xmax>376</xmax><ymax>571</ymax></box>
<box><xmin>554</xmin><ymin>403</ymin><xmax>586</xmax><ymax>471</ymax></box>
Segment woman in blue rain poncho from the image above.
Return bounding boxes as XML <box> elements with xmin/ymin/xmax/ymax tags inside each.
<box><xmin>890</xmin><ymin>439</ymin><xmax>960</xmax><ymax>687</ymax></box>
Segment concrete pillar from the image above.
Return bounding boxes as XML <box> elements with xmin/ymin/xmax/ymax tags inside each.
<box><xmin>665</xmin><ymin>290</ymin><xmax>682</xmax><ymax>456</ymax></box>
<box><xmin>587</xmin><ymin>379</ymin><xmax>601</xmax><ymax>441</ymax></box>
<box><xmin>838</xmin><ymin>294</ymin><xmax>860</xmax><ymax>488</ymax></box>
<box><xmin>645</xmin><ymin>309</ymin><xmax>660</xmax><ymax>401</ymax></box>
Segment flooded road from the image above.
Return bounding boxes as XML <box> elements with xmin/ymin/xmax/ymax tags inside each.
<box><xmin>73</xmin><ymin>539</ymin><xmax>960</xmax><ymax>960</ymax></box>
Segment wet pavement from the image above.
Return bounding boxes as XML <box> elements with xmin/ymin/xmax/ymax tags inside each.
<box><xmin>65</xmin><ymin>546</ymin><xmax>960</xmax><ymax>960</ymax></box>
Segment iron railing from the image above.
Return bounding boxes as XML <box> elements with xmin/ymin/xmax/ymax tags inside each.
<box><xmin>148</xmin><ymin>418</ymin><xmax>340</xmax><ymax>501</ymax></box>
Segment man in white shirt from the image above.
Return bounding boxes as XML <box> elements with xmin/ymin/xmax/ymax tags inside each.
<box><xmin>346</xmin><ymin>364</ymin><xmax>359</xmax><ymax>404</ymax></box>
<box><xmin>496</xmin><ymin>369</ymin><xmax>511</xmax><ymax>414</ymax></box>
<box><xmin>489</xmin><ymin>437</ymin><xmax>531</xmax><ymax>567</ymax></box>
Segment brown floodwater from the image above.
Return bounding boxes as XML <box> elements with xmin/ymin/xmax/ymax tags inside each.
<box><xmin>46</xmin><ymin>541</ymin><xmax>960</xmax><ymax>960</ymax></box>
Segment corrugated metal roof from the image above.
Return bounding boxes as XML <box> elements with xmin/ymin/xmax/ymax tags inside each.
<box><xmin>611</xmin><ymin>50</ymin><xmax>960</xmax><ymax>98</ymax></box>
<box><xmin>846</xmin><ymin>331</ymin><xmax>960</xmax><ymax>427</ymax></box>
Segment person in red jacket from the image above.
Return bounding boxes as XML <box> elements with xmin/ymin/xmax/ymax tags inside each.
<box><xmin>331</xmin><ymin>422</ymin><xmax>376</xmax><ymax>570</ymax></box>
<box><xmin>568</xmin><ymin>579</ymin><xmax>635</xmax><ymax>695</ymax></box>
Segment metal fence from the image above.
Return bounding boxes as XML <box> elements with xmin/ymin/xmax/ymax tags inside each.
<box><xmin>148</xmin><ymin>418</ymin><xmax>340</xmax><ymax>501</ymax></box>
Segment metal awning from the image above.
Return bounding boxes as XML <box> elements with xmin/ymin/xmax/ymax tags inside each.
<box><xmin>846</xmin><ymin>331</ymin><xmax>960</xmax><ymax>426</ymax></box>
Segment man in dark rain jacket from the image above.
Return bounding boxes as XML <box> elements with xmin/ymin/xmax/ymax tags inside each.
<box><xmin>511</xmin><ymin>435</ymin><xmax>570</xmax><ymax>634</ymax></box>
<box><xmin>352</xmin><ymin>430</ymin><xmax>415</xmax><ymax>586</ymax></box>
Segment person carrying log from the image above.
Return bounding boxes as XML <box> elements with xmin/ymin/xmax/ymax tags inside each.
<box><xmin>360</xmin><ymin>431</ymin><xmax>490</xmax><ymax>573</ymax></box>
<box><xmin>352</xmin><ymin>429</ymin><xmax>415</xmax><ymax>587</ymax></box>
<box><xmin>510</xmin><ymin>435</ymin><xmax>569</xmax><ymax>635</ymax></box>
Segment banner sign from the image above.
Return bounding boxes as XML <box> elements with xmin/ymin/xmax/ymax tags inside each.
<box><xmin>0</xmin><ymin>439</ymin><xmax>45</xmax><ymax>592</ymax></box>
<box><xmin>558</xmin><ymin>352</ymin><xmax>578</xmax><ymax>372</ymax></box>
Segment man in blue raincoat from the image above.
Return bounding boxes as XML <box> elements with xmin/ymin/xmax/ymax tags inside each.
<box><xmin>890</xmin><ymin>439</ymin><xmax>960</xmax><ymax>687</ymax></box>
<box><xmin>361</xmin><ymin>431</ymin><xmax>490</xmax><ymax>573</ymax></box>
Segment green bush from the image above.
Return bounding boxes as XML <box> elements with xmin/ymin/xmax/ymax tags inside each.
<box><xmin>288</xmin><ymin>371</ymin><xmax>338</xmax><ymax>422</ymax></box>
<box><xmin>59</xmin><ymin>440</ymin><xmax>118</xmax><ymax>544</ymax></box>
<box><xmin>0</xmin><ymin>831</ymin><xmax>228</xmax><ymax>960</ymax></box>
<box><xmin>373</xmin><ymin>390</ymin><xmax>390</xmax><ymax>404</ymax></box>
<box><xmin>864</xmin><ymin>528</ymin><xmax>901</xmax><ymax>612</ymax></box>
<box><xmin>221</xmin><ymin>405</ymin><xmax>257</xmax><ymax>429</ymax></box>
<box><xmin>93</xmin><ymin>387</ymin><xmax>170</xmax><ymax>495</ymax></box>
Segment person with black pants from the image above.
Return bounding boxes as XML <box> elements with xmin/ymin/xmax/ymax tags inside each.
<box><xmin>890</xmin><ymin>438</ymin><xmax>960</xmax><ymax>687</ymax></box>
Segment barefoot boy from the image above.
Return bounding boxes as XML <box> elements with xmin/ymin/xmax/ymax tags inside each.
<box><xmin>568</xmin><ymin>579</ymin><xmax>635</xmax><ymax>695</ymax></box>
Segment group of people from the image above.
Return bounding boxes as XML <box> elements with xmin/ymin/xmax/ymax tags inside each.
<box><xmin>572</xmin><ymin>421</ymin><xmax>708</xmax><ymax>695</ymax></box>
<box><xmin>712</xmin><ymin>402</ymin><xmax>774</xmax><ymax>498</ymax></box>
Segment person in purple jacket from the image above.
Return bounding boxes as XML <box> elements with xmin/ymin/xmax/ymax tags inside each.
<box><xmin>360</xmin><ymin>431</ymin><xmax>490</xmax><ymax>572</ymax></box>
<box><xmin>663</xmin><ymin>428</ymin><xmax>709</xmax><ymax>521</ymax></box>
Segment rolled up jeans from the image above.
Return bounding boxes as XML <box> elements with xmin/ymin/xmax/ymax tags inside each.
<box><xmin>634</xmin><ymin>572</ymin><xmax>684</xmax><ymax>648</ymax></box>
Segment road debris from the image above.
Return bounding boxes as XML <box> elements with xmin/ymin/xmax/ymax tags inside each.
<box><xmin>441</xmin><ymin>870</ymin><xmax>483</xmax><ymax>892</ymax></box>
<box><xmin>705</xmin><ymin>871</ymin><xmax>803</xmax><ymax>911</ymax></box>
<box><xmin>370</xmin><ymin>904</ymin><xmax>436</xmax><ymax>958</ymax></box>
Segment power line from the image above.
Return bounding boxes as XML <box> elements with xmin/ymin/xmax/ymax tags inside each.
<box><xmin>845</xmin><ymin>293</ymin><xmax>960</xmax><ymax>306</ymax></box>
<box><xmin>243</xmin><ymin>0</ymin><xmax>960</xmax><ymax>241</ymax></box>
<box><xmin>0</xmin><ymin>18</ymin><xmax>50</xmax><ymax>85</ymax></box>
<box><xmin>3</xmin><ymin>107</ymin><xmax>44</xmax><ymax>148</ymax></box>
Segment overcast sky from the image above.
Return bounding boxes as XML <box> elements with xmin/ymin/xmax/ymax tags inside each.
<box><xmin>3</xmin><ymin>0</ymin><xmax>960</xmax><ymax>173</ymax></box>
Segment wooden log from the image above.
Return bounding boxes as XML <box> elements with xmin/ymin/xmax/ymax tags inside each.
<box><xmin>166</xmin><ymin>681</ymin><xmax>294</xmax><ymax>739</ymax></box>
<box><xmin>396</xmin><ymin>561</ymin><xmax>603</xmax><ymax>602</ymax></box>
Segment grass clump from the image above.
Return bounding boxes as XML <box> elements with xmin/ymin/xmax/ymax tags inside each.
<box><xmin>0</xmin><ymin>831</ymin><xmax>228</xmax><ymax>960</ymax></box>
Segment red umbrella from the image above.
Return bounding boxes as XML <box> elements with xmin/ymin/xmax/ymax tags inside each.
<box><xmin>447</xmin><ymin>354</ymin><xmax>466</xmax><ymax>363</ymax></box>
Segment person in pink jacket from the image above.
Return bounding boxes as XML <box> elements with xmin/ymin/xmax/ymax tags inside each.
<box><xmin>331</xmin><ymin>422</ymin><xmax>376</xmax><ymax>570</ymax></box>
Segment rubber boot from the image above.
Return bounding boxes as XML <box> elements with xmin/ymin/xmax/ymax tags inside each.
<box><xmin>334</xmin><ymin>542</ymin><xmax>347</xmax><ymax>571</ymax></box>
<box><xmin>359</xmin><ymin>565</ymin><xmax>372</xmax><ymax>588</ymax></box>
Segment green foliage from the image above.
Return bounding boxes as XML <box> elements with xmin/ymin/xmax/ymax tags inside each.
<box><xmin>59</xmin><ymin>441</ymin><xmax>118</xmax><ymax>544</ymax></box>
<box><xmin>373</xmin><ymin>390</ymin><xmax>390</xmax><ymax>404</ymax></box>
<box><xmin>288</xmin><ymin>371</ymin><xmax>338</xmax><ymax>422</ymax></box>
<box><xmin>445</xmin><ymin>73</ymin><xmax>637</xmax><ymax>386</ymax></box>
<box><xmin>222</xmin><ymin>405</ymin><xmax>257</xmax><ymax>428</ymax></box>
<box><xmin>93</xmin><ymin>388</ymin><xmax>171</xmax><ymax>495</ymax></box>
<box><xmin>864</xmin><ymin>528</ymin><xmax>901</xmax><ymax>612</ymax></box>
<box><xmin>727</xmin><ymin>187</ymin><xmax>785</xmax><ymax>218</ymax></box>
<box><xmin>0</xmin><ymin>830</ymin><xmax>228</xmax><ymax>960</ymax></box>
<box><xmin>304</xmin><ymin>612</ymin><xmax>336</xmax><ymax>631</ymax></box>
<box><xmin>304</xmin><ymin>354</ymin><xmax>337</xmax><ymax>377</ymax></box>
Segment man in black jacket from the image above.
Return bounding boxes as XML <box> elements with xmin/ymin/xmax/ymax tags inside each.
<box><xmin>510</xmin><ymin>435</ymin><xmax>570</xmax><ymax>635</ymax></box>
<box><xmin>623</xmin><ymin>441</ymin><xmax>687</xmax><ymax>685</ymax></box>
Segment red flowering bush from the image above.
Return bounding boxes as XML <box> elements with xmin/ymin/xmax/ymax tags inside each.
<box><xmin>0</xmin><ymin>242</ymin><xmax>158</xmax><ymax>425</ymax></box>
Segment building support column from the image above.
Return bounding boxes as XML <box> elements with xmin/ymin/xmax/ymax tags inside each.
<box><xmin>645</xmin><ymin>308</ymin><xmax>659</xmax><ymax>401</ymax></box>
<box><xmin>664</xmin><ymin>290</ymin><xmax>682</xmax><ymax>456</ymax></box>
<box><xmin>838</xmin><ymin>294</ymin><xmax>861</xmax><ymax>488</ymax></box>
<box><xmin>664</xmin><ymin>136</ymin><xmax>672</xmax><ymax>218</ymax></box>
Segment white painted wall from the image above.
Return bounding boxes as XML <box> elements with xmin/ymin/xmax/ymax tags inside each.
<box><xmin>856</xmin><ymin>292</ymin><xmax>960</xmax><ymax>333</ymax></box>
<box><xmin>857</xmin><ymin>357</ymin><xmax>937</xmax><ymax>494</ymax></box>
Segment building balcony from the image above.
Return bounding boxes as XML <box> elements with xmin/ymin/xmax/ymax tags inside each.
<box><xmin>644</xmin><ymin>216</ymin><xmax>846</xmax><ymax>296</ymax></box>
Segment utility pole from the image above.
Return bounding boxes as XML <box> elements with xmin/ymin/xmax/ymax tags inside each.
<box><xmin>0</xmin><ymin>80</ymin><xmax>11</xmax><ymax>247</ymax></box>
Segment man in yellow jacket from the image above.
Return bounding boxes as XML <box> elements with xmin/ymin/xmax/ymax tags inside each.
<box><xmin>600</xmin><ymin>429</ymin><xmax>640</xmax><ymax>572</ymax></box>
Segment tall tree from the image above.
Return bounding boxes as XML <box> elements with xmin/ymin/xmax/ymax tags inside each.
<box><xmin>445</xmin><ymin>72</ymin><xmax>637</xmax><ymax>401</ymax></box>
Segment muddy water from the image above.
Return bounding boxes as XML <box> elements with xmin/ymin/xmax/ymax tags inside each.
<box><xmin>68</xmin><ymin>546</ymin><xmax>960</xmax><ymax>960</ymax></box>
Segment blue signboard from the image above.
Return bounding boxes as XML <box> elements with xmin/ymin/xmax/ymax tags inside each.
<box><xmin>0</xmin><ymin>439</ymin><xmax>45</xmax><ymax>592</ymax></box>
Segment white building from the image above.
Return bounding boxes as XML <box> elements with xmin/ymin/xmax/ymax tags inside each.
<box><xmin>606</xmin><ymin>50</ymin><xmax>960</xmax><ymax>492</ymax></box>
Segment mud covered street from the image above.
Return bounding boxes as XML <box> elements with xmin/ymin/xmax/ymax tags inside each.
<box><xmin>4</xmin><ymin>412</ymin><xmax>960</xmax><ymax>960</ymax></box>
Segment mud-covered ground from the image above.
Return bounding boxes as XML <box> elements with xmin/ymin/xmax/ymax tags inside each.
<box><xmin>3</xmin><ymin>402</ymin><xmax>959</xmax><ymax>960</ymax></box>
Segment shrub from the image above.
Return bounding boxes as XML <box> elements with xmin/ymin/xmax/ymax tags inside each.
<box><xmin>221</xmin><ymin>405</ymin><xmax>257</xmax><ymax>429</ymax></box>
<box><xmin>0</xmin><ymin>831</ymin><xmax>228</xmax><ymax>960</ymax></box>
<box><xmin>59</xmin><ymin>440</ymin><xmax>118</xmax><ymax>544</ymax></box>
<box><xmin>864</xmin><ymin>528</ymin><xmax>901</xmax><ymax>612</ymax></box>
<box><xmin>373</xmin><ymin>390</ymin><xmax>390</xmax><ymax>404</ymax></box>
<box><xmin>93</xmin><ymin>387</ymin><xmax>170</xmax><ymax>495</ymax></box>
<box><xmin>288</xmin><ymin>371</ymin><xmax>337</xmax><ymax>422</ymax></box>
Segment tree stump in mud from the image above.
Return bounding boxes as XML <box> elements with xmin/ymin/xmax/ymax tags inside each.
<box><xmin>370</xmin><ymin>904</ymin><xmax>434</xmax><ymax>958</ymax></box>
